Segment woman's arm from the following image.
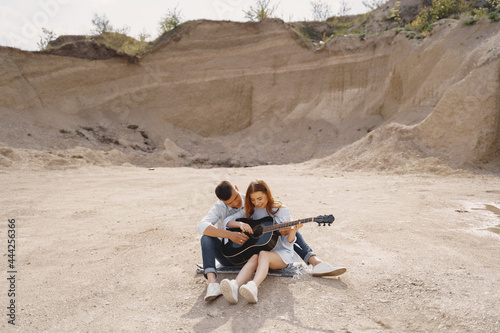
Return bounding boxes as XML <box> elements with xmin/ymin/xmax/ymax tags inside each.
<box><xmin>286</xmin><ymin>222</ymin><xmax>303</xmax><ymax>243</ymax></box>
<box><xmin>274</xmin><ymin>206</ymin><xmax>301</xmax><ymax>242</ymax></box>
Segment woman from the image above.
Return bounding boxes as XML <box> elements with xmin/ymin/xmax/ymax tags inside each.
<box><xmin>220</xmin><ymin>180</ymin><xmax>302</xmax><ymax>304</ymax></box>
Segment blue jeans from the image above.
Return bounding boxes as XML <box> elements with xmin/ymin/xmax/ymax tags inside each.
<box><xmin>200</xmin><ymin>231</ymin><xmax>315</xmax><ymax>279</ymax></box>
<box><xmin>200</xmin><ymin>235</ymin><xmax>238</xmax><ymax>279</ymax></box>
<box><xmin>294</xmin><ymin>231</ymin><xmax>316</xmax><ymax>264</ymax></box>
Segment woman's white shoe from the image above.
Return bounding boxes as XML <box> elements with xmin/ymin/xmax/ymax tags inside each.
<box><xmin>239</xmin><ymin>281</ymin><xmax>258</xmax><ymax>303</ymax></box>
<box><xmin>220</xmin><ymin>279</ymin><xmax>239</xmax><ymax>304</ymax></box>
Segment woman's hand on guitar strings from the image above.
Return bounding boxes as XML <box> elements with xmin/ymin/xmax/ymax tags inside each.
<box><xmin>289</xmin><ymin>222</ymin><xmax>303</xmax><ymax>232</ymax></box>
<box><xmin>279</xmin><ymin>228</ymin><xmax>291</xmax><ymax>235</ymax></box>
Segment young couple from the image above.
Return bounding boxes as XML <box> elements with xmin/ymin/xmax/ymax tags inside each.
<box><xmin>197</xmin><ymin>180</ymin><xmax>346</xmax><ymax>304</ymax></box>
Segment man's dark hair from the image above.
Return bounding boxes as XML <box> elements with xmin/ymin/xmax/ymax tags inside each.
<box><xmin>215</xmin><ymin>181</ymin><xmax>234</xmax><ymax>201</ymax></box>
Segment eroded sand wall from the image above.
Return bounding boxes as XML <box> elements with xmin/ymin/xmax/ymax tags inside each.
<box><xmin>0</xmin><ymin>18</ymin><xmax>498</xmax><ymax>168</ymax></box>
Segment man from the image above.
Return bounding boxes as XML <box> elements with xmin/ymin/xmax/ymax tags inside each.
<box><xmin>197</xmin><ymin>180</ymin><xmax>346</xmax><ymax>301</ymax></box>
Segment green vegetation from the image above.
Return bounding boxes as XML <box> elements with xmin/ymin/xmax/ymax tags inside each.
<box><xmin>389</xmin><ymin>1</ymin><xmax>402</xmax><ymax>26</ymax></box>
<box><xmin>311</xmin><ymin>1</ymin><xmax>332</xmax><ymax>21</ymax></box>
<box><xmin>88</xmin><ymin>13</ymin><xmax>153</xmax><ymax>57</ymax></box>
<box><xmin>243</xmin><ymin>0</ymin><xmax>277</xmax><ymax>21</ymax></box>
<box><xmin>158</xmin><ymin>6</ymin><xmax>182</xmax><ymax>34</ymax></box>
<box><xmin>290</xmin><ymin>13</ymin><xmax>369</xmax><ymax>48</ymax></box>
<box><xmin>86</xmin><ymin>7</ymin><xmax>189</xmax><ymax>57</ymax></box>
<box><xmin>37</xmin><ymin>28</ymin><xmax>57</xmax><ymax>50</ymax></box>
<box><xmin>37</xmin><ymin>8</ymin><xmax>185</xmax><ymax>58</ymax></box>
<box><xmin>100</xmin><ymin>31</ymin><xmax>152</xmax><ymax>56</ymax></box>
<box><xmin>91</xmin><ymin>13</ymin><xmax>113</xmax><ymax>35</ymax></box>
<box><xmin>489</xmin><ymin>10</ymin><xmax>500</xmax><ymax>21</ymax></box>
<box><xmin>362</xmin><ymin>0</ymin><xmax>385</xmax><ymax>11</ymax></box>
<box><xmin>37</xmin><ymin>1</ymin><xmax>500</xmax><ymax>57</ymax></box>
<box><xmin>338</xmin><ymin>0</ymin><xmax>352</xmax><ymax>16</ymax></box>
<box><xmin>406</xmin><ymin>0</ymin><xmax>498</xmax><ymax>34</ymax></box>
<box><xmin>293</xmin><ymin>0</ymin><xmax>499</xmax><ymax>47</ymax></box>
<box><xmin>486</xmin><ymin>0</ymin><xmax>500</xmax><ymax>21</ymax></box>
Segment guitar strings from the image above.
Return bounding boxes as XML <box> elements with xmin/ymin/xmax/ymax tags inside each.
<box><xmin>263</xmin><ymin>217</ymin><xmax>314</xmax><ymax>233</ymax></box>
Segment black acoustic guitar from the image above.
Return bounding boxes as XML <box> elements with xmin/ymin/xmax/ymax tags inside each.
<box><xmin>221</xmin><ymin>214</ymin><xmax>334</xmax><ymax>265</ymax></box>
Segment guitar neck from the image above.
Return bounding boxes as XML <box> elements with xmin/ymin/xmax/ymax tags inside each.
<box><xmin>262</xmin><ymin>217</ymin><xmax>314</xmax><ymax>234</ymax></box>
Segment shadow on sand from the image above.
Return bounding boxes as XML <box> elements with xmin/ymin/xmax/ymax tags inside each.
<box><xmin>182</xmin><ymin>273</ymin><xmax>348</xmax><ymax>332</ymax></box>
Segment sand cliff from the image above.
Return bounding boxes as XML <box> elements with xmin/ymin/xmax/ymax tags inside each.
<box><xmin>0</xmin><ymin>17</ymin><xmax>499</xmax><ymax>173</ymax></box>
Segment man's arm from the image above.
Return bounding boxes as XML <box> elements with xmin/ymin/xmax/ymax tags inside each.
<box><xmin>196</xmin><ymin>202</ymin><xmax>225</xmax><ymax>235</ymax></box>
<box><xmin>197</xmin><ymin>203</ymin><xmax>249</xmax><ymax>243</ymax></box>
<box><xmin>204</xmin><ymin>223</ymin><xmax>250</xmax><ymax>244</ymax></box>
<box><xmin>222</xmin><ymin>210</ymin><xmax>245</xmax><ymax>230</ymax></box>
<box><xmin>203</xmin><ymin>225</ymin><xmax>239</xmax><ymax>238</ymax></box>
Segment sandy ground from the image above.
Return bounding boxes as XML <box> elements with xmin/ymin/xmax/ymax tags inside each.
<box><xmin>1</xmin><ymin>164</ymin><xmax>499</xmax><ymax>332</ymax></box>
<box><xmin>1</xmin><ymin>5</ymin><xmax>499</xmax><ymax>332</ymax></box>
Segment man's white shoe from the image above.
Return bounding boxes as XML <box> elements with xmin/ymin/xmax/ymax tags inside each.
<box><xmin>239</xmin><ymin>281</ymin><xmax>258</xmax><ymax>304</ymax></box>
<box><xmin>220</xmin><ymin>279</ymin><xmax>239</xmax><ymax>304</ymax></box>
<box><xmin>312</xmin><ymin>262</ymin><xmax>347</xmax><ymax>277</ymax></box>
<box><xmin>204</xmin><ymin>283</ymin><xmax>222</xmax><ymax>302</ymax></box>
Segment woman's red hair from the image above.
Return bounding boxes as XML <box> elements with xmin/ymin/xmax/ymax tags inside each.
<box><xmin>244</xmin><ymin>180</ymin><xmax>282</xmax><ymax>218</ymax></box>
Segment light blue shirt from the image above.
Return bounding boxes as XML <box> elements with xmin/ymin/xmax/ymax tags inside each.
<box><xmin>196</xmin><ymin>193</ymin><xmax>245</xmax><ymax>235</ymax></box>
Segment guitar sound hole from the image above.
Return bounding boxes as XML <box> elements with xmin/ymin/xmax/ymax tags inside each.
<box><xmin>251</xmin><ymin>226</ymin><xmax>263</xmax><ymax>239</ymax></box>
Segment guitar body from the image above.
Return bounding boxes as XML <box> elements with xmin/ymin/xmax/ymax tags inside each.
<box><xmin>221</xmin><ymin>216</ymin><xmax>280</xmax><ymax>265</ymax></box>
<box><xmin>220</xmin><ymin>214</ymin><xmax>334</xmax><ymax>266</ymax></box>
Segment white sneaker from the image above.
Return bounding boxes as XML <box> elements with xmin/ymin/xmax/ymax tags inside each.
<box><xmin>239</xmin><ymin>281</ymin><xmax>258</xmax><ymax>303</ymax></box>
<box><xmin>220</xmin><ymin>279</ymin><xmax>239</xmax><ymax>304</ymax></box>
<box><xmin>204</xmin><ymin>283</ymin><xmax>222</xmax><ymax>302</ymax></box>
<box><xmin>312</xmin><ymin>262</ymin><xmax>346</xmax><ymax>277</ymax></box>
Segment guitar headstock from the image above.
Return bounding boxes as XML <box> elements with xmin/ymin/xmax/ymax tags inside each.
<box><xmin>313</xmin><ymin>214</ymin><xmax>335</xmax><ymax>226</ymax></box>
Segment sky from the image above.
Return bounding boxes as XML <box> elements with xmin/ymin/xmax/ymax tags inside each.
<box><xmin>0</xmin><ymin>0</ymin><xmax>370</xmax><ymax>51</ymax></box>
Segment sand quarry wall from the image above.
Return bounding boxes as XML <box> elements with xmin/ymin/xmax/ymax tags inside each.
<box><xmin>0</xmin><ymin>18</ymin><xmax>499</xmax><ymax>171</ymax></box>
